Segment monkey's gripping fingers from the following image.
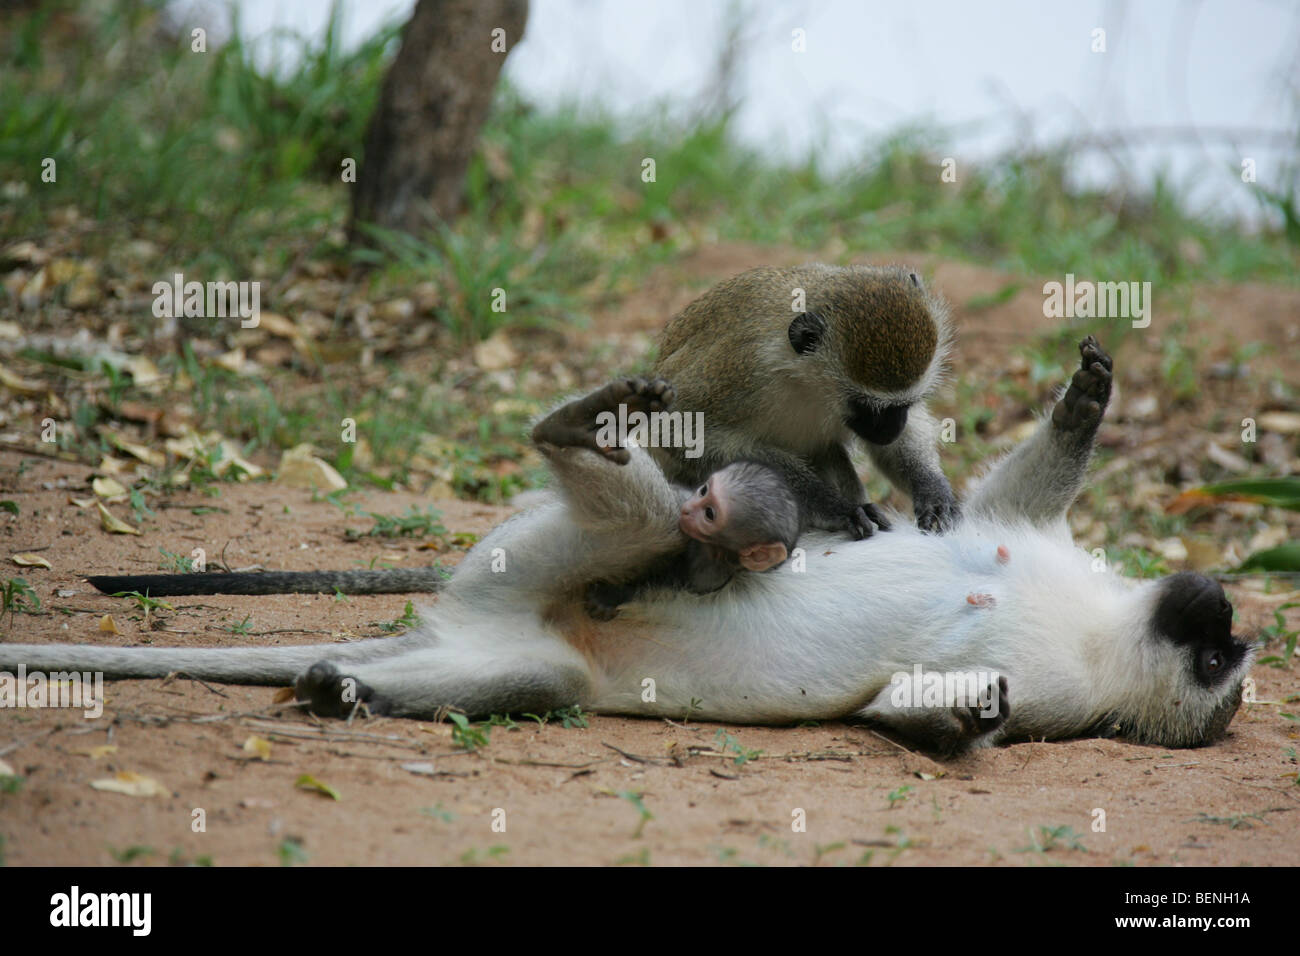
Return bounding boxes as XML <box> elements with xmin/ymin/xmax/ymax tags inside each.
<box><xmin>295</xmin><ymin>660</ymin><xmax>390</xmax><ymax>718</ymax></box>
<box><xmin>952</xmin><ymin>674</ymin><xmax>1010</xmax><ymax>742</ymax></box>
<box><xmin>531</xmin><ymin>377</ymin><xmax>676</xmax><ymax>465</ymax></box>
<box><xmin>1050</xmin><ymin>336</ymin><xmax>1113</xmax><ymax>436</ymax></box>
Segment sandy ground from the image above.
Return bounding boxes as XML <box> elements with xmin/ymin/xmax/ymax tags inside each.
<box><xmin>0</xmin><ymin>451</ymin><xmax>1297</xmax><ymax>868</ymax></box>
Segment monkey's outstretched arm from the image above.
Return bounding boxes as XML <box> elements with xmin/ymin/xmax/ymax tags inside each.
<box><xmin>859</xmin><ymin>405</ymin><xmax>959</xmax><ymax>533</ymax></box>
<box><xmin>742</xmin><ymin>444</ymin><xmax>889</xmax><ymax>539</ymax></box>
<box><xmin>965</xmin><ymin>336</ymin><xmax>1113</xmax><ymax>527</ymax></box>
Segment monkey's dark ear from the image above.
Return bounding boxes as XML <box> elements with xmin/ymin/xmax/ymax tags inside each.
<box><xmin>909</xmin><ymin>271</ymin><xmax>921</xmax><ymax>287</ymax></box>
<box><xmin>788</xmin><ymin>312</ymin><xmax>827</xmax><ymax>355</ymax></box>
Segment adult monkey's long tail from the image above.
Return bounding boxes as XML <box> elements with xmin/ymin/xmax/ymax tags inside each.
<box><xmin>0</xmin><ymin>632</ymin><xmax>420</xmax><ymax>684</ymax></box>
<box><xmin>87</xmin><ymin>566</ymin><xmax>449</xmax><ymax>596</ymax></box>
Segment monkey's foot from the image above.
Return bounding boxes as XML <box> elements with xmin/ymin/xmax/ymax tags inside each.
<box><xmin>1051</xmin><ymin>336</ymin><xmax>1113</xmax><ymax>436</ymax></box>
<box><xmin>951</xmin><ymin>674</ymin><xmax>1010</xmax><ymax>745</ymax></box>
<box><xmin>532</xmin><ymin>377</ymin><xmax>676</xmax><ymax>465</ymax></box>
<box><xmin>294</xmin><ymin>660</ymin><xmax>390</xmax><ymax>718</ymax></box>
<box><xmin>843</xmin><ymin>502</ymin><xmax>892</xmax><ymax>539</ymax></box>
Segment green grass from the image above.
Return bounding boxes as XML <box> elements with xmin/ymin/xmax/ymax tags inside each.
<box><xmin>4</xmin><ymin>0</ymin><xmax>1294</xmax><ymax>306</ymax></box>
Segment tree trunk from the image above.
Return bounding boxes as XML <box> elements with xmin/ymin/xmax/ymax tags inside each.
<box><xmin>350</xmin><ymin>0</ymin><xmax>527</xmax><ymax>239</ymax></box>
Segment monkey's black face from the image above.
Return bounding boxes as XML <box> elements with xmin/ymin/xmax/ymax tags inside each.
<box><xmin>1152</xmin><ymin>572</ymin><xmax>1251</xmax><ymax>690</ymax></box>
<box><xmin>845</xmin><ymin>397</ymin><xmax>909</xmax><ymax>446</ymax></box>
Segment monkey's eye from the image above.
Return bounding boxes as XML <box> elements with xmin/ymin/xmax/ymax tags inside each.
<box><xmin>704</xmin><ymin>507</ymin><xmax>715</xmax><ymax>522</ymax></box>
<box><xmin>698</xmin><ymin>485</ymin><xmax>708</xmax><ymax>497</ymax></box>
<box><xmin>1199</xmin><ymin>648</ymin><xmax>1224</xmax><ymax>678</ymax></box>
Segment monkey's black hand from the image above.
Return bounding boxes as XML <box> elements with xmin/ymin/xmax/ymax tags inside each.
<box><xmin>532</xmin><ymin>377</ymin><xmax>676</xmax><ymax>465</ymax></box>
<box><xmin>914</xmin><ymin>479</ymin><xmax>960</xmax><ymax>533</ymax></box>
<box><xmin>1051</xmin><ymin>336</ymin><xmax>1113</xmax><ymax>437</ymax></box>
<box><xmin>295</xmin><ymin>660</ymin><xmax>390</xmax><ymax>718</ymax></box>
<box><xmin>844</xmin><ymin>502</ymin><xmax>891</xmax><ymax>539</ymax></box>
<box><xmin>583</xmin><ymin>580</ymin><xmax>629</xmax><ymax>621</ymax></box>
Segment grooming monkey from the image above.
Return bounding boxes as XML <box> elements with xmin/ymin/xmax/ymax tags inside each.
<box><xmin>653</xmin><ymin>263</ymin><xmax>957</xmax><ymax>538</ymax></box>
<box><xmin>9</xmin><ymin>339</ymin><xmax>1255</xmax><ymax>753</ymax></box>
<box><xmin>87</xmin><ymin>263</ymin><xmax>952</xmax><ymax>598</ymax></box>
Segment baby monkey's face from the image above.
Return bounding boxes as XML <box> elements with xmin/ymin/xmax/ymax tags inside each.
<box><xmin>679</xmin><ymin>475</ymin><xmax>729</xmax><ymax>544</ymax></box>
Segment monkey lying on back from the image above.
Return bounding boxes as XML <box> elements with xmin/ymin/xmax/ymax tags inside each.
<box><xmin>13</xmin><ymin>339</ymin><xmax>1256</xmax><ymax>754</ymax></box>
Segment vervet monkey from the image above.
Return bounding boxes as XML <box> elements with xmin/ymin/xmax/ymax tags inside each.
<box><xmin>653</xmin><ymin>264</ymin><xmax>956</xmax><ymax>537</ymax></box>
<box><xmin>581</xmin><ymin>459</ymin><xmax>803</xmax><ymax>620</ymax></box>
<box><xmin>8</xmin><ymin>339</ymin><xmax>1254</xmax><ymax>753</ymax></box>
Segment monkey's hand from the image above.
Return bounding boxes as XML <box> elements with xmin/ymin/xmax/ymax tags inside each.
<box><xmin>583</xmin><ymin>580</ymin><xmax>630</xmax><ymax>621</ymax></box>
<box><xmin>913</xmin><ymin>476</ymin><xmax>960</xmax><ymax>533</ymax></box>
<box><xmin>1051</xmin><ymin>336</ymin><xmax>1113</xmax><ymax>437</ymax></box>
<box><xmin>532</xmin><ymin>377</ymin><xmax>676</xmax><ymax>465</ymax></box>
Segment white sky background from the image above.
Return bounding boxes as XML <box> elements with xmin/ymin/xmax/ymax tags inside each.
<box><xmin>190</xmin><ymin>0</ymin><xmax>1299</xmax><ymax>226</ymax></box>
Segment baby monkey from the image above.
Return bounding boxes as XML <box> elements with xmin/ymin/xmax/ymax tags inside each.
<box><xmin>584</xmin><ymin>460</ymin><xmax>802</xmax><ymax>620</ymax></box>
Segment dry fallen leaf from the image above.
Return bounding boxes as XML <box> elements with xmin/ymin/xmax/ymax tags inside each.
<box><xmin>165</xmin><ymin>430</ymin><xmax>263</xmax><ymax>479</ymax></box>
<box><xmin>92</xmin><ymin>476</ymin><xmax>128</xmax><ymax>498</ymax></box>
<box><xmin>97</xmin><ymin>455</ymin><xmax>134</xmax><ymax>476</ymax></box>
<box><xmin>272</xmin><ymin>686</ymin><xmax>296</xmax><ymax>703</ymax></box>
<box><xmin>473</xmin><ymin>330</ymin><xmax>518</xmax><ymax>371</ymax></box>
<box><xmin>1259</xmin><ymin>411</ymin><xmax>1300</xmax><ymax>435</ymax></box>
<box><xmin>213</xmin><ymin>348</ymin><xmax>250</xmax><ymax>374</ymax></box>
<box><xmin>68</xmin><ymin>496</ymin><xmax>96</xmax><ymax>508</ymax></box>
<box><xmin>99</xmin><ymin>615</ymin><xmax>120</xmax><ymax>633</ymax></box>
<box><xmin>400</xmin><ymin>762</ymin><xmax>438</xmax><ymax>776</ymax></box>
<box><xmin>276</xmin><ymin>445</ymin><xmax>346</xmax><ymax>492</ymax></box>
<box><xmin>96</xmin><ymin>501</ymin><xmax>141</xmax><ymax>535</ymax></box>
<box><xmin>295</xmin><ymin>774</ymin><xmax>341</xmax><ymax>801</ymax></box>
<box><xmin>0</xmin><ymin>758</ymin><xmax>15</xmax><ymax>776</ymax></box>
<box><xmin>102</xmin><ymin>430</ymin><xmax>165</xmax><ymax>467</ymax></box>
<box><xmin>0</xmin><ymin>366</ymin><xmax>44</xmax><ymax>394</ymax></box>
<box><xmin>242</xmin><ymin>735</ymin><xmax>272</xmax><ymax>761</ymax></box>
<box><xmin>90</xmin><ymin>771</ymin><xmax>167</xmax><ymax>797</ymax></box>
<box><xmin>12</xmin><ymin>553</ymin><xmax>52</xmax><ymax>569</ymax></box>
<box><xmin>73</xmin><ymin>745</ymin><xmax>118</xmax><ymax>759</ymax></box>
<box><xmin>124</xmin><ymin>355</ymin><xmax>163</xmax><ymax>387</ymax></box>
